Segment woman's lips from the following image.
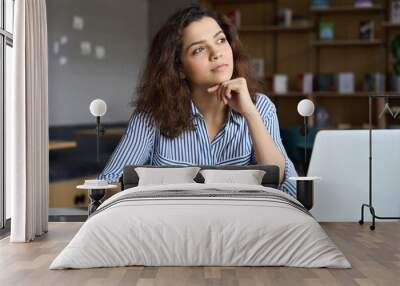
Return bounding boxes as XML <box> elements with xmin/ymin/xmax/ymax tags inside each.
<box><xmin>211</xmin><ymin>64</ymin><xmax>228</xmax><ymax>72</ymax></box>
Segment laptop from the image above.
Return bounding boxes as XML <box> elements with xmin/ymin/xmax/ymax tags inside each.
<box><xmin>307</xmin><ymin>129</ymin><xmax>400</xmax><ymax>222</ymax></box>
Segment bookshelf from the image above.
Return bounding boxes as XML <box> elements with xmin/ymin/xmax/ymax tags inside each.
<box><xmin>310</xmin><ymin>4</ymin><xmax>384</xmax><ymax>13</ymax></box>
<box><xmin>311</xmin><ymin>39</ymin><xmax>383</xmax><ymax>46</ymax></box>
<box><xmin>382</xmin><ymin>21</ymin><xmax>400</xmax><ymax>27</ymax></box>
<box><xmin>239</xmin><ymin>24</ymin><xmax>313</xmax><ymax>33</ymax></box>
<box><xmin>201</xmin><ymin>0</ymin><xmax>400</xmax><ymax>130</ymax></box>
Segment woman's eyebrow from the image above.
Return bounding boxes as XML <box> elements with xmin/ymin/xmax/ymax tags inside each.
<box><xmin>185</xmin><ymin>30</ymin><xmax>224</xmax><ymax>52</ymax></box>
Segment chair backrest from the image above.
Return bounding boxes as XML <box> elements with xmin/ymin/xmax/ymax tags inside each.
<box><xmin>281</xmin><ymin>126</ymin><xmax>318</xmax><ymax>163</ymax></box>
<box><xmin>121</xmin><ymin>164</ymin><xmax>280</xmax><ymax>190</ymax></box>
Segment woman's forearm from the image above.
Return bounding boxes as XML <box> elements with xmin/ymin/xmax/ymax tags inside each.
<box><xmin>243</xmin><ymin>107</ymin><xmax>286</xmax><ymax>183</ymax></box>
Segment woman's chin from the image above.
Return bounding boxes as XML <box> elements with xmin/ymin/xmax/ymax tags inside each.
<box><xmin>209</xmin><ymin>73</ymin><xmax>233</xmax><ymax>85</ymax></box>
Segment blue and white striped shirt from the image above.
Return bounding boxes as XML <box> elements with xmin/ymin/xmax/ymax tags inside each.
<box><xmin>98</xmin><ymin>93</ymin><xmax>298</xmax><ymax>197</ymax></box>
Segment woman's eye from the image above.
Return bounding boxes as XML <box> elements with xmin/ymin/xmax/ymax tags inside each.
<box><xmin>218</xmin><ymin>37</ymin><xmax>227</xmax><ymax>44</ymax></box>
<box><xmin>193</xmin><ymin>47</ymin><xmax>204</xmax><ymax>55</ymax></box>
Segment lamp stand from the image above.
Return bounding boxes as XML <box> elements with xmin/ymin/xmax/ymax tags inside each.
<box><xmin>300</xmin><ymin>116</ymin><xmax>309</xmax><ymax>176</ymax></box>
<box><xmin>304</xmin><ymin>116</ymin><xmax>308</xmax><ymax>173</ymax></box>
<box><xmin>359</xmin><ymin>95</ymin><xmax>400</xmax><ymax>230</ymax></box>
<box><xmin>95</xmin><ymin>116</ymin><xmax>105</xmax><ymax>163</ymax></box>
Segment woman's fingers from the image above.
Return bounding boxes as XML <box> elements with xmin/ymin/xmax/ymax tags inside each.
<box><xmin>207</xmin><ymin>85</ymin><xmax>219</xmax><ymax>93</ymax></box>
<box><xmin>207</xmin><ymin>79</ymin><xmax>241</xmax><ymax>105</ymax></box>
<box><xmin>216</xmin><ymin>84</ymin><xmax>232</xmax><ymax>105</ymax></box>
<box><xmin>220</xmin><ymin>84</ymin><xmax>226</xmax><ymax>102</ymax></box>
<box><xmin>207</xmin><ymin>84</ymin><xmax>224</xmax><ymax>102</ymax></box>
<box><xmin>223</xmin><ymin>86</ymin><xmax>229</xmax><ymax>105</ymax></box>
<box><xmin>224</xmin><ymin>86</ymin><xmax>232</xmax><ymax>103</ymax></box>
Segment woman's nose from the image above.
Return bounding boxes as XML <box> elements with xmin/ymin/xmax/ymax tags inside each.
<box><xmin>210</xmin><ymin>48</ymin><xmax>222</xmax><ymax>61</ymax></box>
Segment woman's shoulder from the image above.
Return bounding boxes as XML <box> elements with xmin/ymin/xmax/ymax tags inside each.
<box><xmin>254</xmin><ymin>92</ymin><xmax>276</xmax><ymax>117</ymax></box>
<box><xmin>129</xmin><ymin>110</ymin><xmax>157</xmax><ymax>129</ymax></box>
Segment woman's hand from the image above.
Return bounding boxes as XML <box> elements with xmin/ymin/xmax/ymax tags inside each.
<box><xmin>207</xmin><ymin>77</ymin><xmax>257</xmax><ymax>118</ymax></box>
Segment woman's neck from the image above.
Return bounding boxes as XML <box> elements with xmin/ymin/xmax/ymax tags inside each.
<box><xmin>191</xmin><ymin>86</ymin><xmax>228</xmax><ymax>124</ymax></box>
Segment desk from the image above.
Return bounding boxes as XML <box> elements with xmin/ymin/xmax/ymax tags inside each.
<box><xmin>72</xmin><ymin>127</ymin><xmax>125</xmax><ymax>138</ymax></box>
<box><xmin>49</xmin><ymin>140</ymin><xmax>77</xmax><ymax>151</ymax></box>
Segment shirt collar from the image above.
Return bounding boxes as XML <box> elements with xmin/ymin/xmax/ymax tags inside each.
<box><xmin>190</xmin><ymin>97</ymin><xmax>241</xmax><ymax>125</ymax></box>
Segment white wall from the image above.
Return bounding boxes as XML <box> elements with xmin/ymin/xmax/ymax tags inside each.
<box><xmin>47</xmin><ymin>0</ymin><xmax>202</xmax><ymax>126</ymax></box>
<box><xmin>47</xmin><ymin>0</ymin><xmax>149</xmax><ymax>126</ymax></box>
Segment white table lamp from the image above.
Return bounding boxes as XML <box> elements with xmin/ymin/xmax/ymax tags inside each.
<box><xmin>89</xmin><ymin>99</ymin><xmax>107</xmax><ymax>163</ymax></box>
<box><xmin>297</xmin><ymin>99</ymin><xmax>315</xmax><ymax>117</ymax></box>
<box><xmin>297</xmin><ymin>99</ymin><xmax>315</xmax><ymax>174</ymax></box>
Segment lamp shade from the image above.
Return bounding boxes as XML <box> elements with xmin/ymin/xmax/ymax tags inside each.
<box><xmin>89</xmin><ymin>99</ymin><xmax>107</xmax><ymax>117</ymax></box>
<box><xmin>297</xmin><ymin>99</ymin><xmax>315</xmax><ymax>117</ymax></box>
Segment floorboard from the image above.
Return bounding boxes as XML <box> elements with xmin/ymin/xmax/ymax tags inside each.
<box><xmin>0</xmin><ymin>222</ymin><xmax>399</xmax><ymax>286</ymax></box>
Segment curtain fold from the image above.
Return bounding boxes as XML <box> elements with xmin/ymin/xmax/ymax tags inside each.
<box><xmin>8</xmin><ymin>0</ymin><xmax>49</xmax><ymax>242</ymax></box>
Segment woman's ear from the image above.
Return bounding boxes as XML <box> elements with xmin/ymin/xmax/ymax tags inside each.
<box><xmin>179</xmin><ymin>71</ymin><xmax>186</xmax><ymax>79</ymax></box>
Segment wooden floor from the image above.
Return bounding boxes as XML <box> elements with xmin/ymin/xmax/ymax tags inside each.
<box><xmin>0</xmin><ymin>222</ymin><xmax>399</xmax><ymax>286</ymax></box>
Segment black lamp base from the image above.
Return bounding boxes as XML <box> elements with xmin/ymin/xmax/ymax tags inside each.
<box><xmin>296</xmin><ymin>180</ymin><xmax>314</xmax><ymax>210</ymax></box>
<box><xmin>95</xmin><ymin>116</ymin><xmax>105</xmax><ymax>163</ymax></box>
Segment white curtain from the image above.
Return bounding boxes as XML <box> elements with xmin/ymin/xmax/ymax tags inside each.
<box><xmin>7</xmin><ymin>0</ymin><xmax>49</xmax><ymax>242</ymax></box>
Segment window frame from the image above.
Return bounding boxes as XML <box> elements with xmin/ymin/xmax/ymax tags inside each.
<box><xmin>1</xmin><ymin>0</ymin><xmax>13</xmax><ymax>230</ymax></box>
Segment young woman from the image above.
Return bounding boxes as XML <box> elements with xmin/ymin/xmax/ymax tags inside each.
<box><xmin>98</xmin><ymin>6</ymin><xmax>298</xmax><ymax>197</ymax></box>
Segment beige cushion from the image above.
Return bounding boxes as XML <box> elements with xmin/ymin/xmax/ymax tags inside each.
<box><xmin>135</xmin><ymin>167</ymin><xmax>201</xmax><ymax>186</ymax></box>
<box><xmin>200</xmin><ymin>169</ymin><xmax>266</xmax><ymax>185</ymax></box>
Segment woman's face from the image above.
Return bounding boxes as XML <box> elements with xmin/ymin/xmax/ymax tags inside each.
<box><xmin>179</xmin><ymin>16</ymin><xmax>234</xmax><ymax>89</ymax></box>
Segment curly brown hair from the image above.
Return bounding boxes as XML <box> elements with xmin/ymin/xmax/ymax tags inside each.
<box><xmin>134</xmin><ymin>5</ymin><xmax>262</xmax><ymax>138</ymax></box>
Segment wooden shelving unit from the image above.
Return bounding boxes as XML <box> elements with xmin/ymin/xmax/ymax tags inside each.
<box><xmin>310</xmin><ymin>5</ymin><xmax>384</xmax><ymax>13</ymax></box>
<box><xmin>382</xmin><ymin>21</ymin><xmax>400</xmax><ymax>27</ymax></box>
<box><xmin>239</xmin><ymin>24</ymin><xmax>313</xmax><ymax>33</ymax></box>
<box><xmin>201</xmin><ymin>0</ymin><xmax>399</xmax><ymax>130</ymax></box>
<box><xmin>269</xmin><ymin>91</ymin><xmax>399</xmax><ymax>98</ymax></box>
<box><xmin>268</xmin><ymin>92</ymin><xmax>308</xmax><ymax>98</ymax></box>
<box><xmin>311</xmin><ymin>39</ymin><xmax>384</xmax><ymax>46</ymax></box>
<box><xmin>311</xmin><ymin>0</ymin><xmax>387</xmax><ymax>130</ymax></box>
<box><xmin>208</xmin><ymin>0</ymin><xmax>268</xmax><ymax>4</ymax></box>
<box><xmin>313</xmin><ymin>91</ymin><xmax>377</xmax><ymax>97</ymax></box>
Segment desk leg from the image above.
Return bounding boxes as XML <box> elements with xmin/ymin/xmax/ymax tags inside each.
<box><xmin>88</xmin><ymin>189</ymin><xmax>106</xmax><ymax>215</ymax></box>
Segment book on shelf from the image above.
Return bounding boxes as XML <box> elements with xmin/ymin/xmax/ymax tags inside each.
<box><xmin>338</xmin><ymin>73</ymin><xmax>355</xmax><ymax>94</ymax></box>
<box><xmin>359</xmin><ymin>20</ymin><xmax>374</xmax><ymax>40</ymax></box>
<box><xmin>354</xmin><ymin>0</ymin><xmax>373</xmax><ymax>8</ymax></box>
<box><xmin>250</xmin><ymin>58</ymin><xmax>264</xmax><ymax>78</ymax></box>
<box><xmin>278</xmin><ymin>8</ymin><xmax>292</xmax><ymax>27</ymax></box>
<box><xmin>225</xmin><ymin>10</ymin><xmax>241</xmax><ymax>28</ymax></box>
<box><xmin>315</xmin><ymin>106</ymin><xmax>330</xmax><ymax>129</ymax></box>
<box><xmin>315</xmin><ymin>73</ymin><xmax>337</xmax><ymax>92</ymax></box>
<box><xmin>389</xmin><ymin>73</ymin><xmax>400</xmax><ymax>92</ymax></box>
<box><xmin>363</xmin><ymin>73</ymin><xmax>386</xmax><ymax>92</ymax></box>
<box><xmin>391</xmin><ymin>0</ymin><xmax>400</xmax><ymax>24</ymax></box>
<box><xmin>299</xmin><ymin>73</ymin><xmax>313</xmax><ymax>94</ymax></box>
<box><xmin>319</xmin><ymin>22</ymin><xmax>334</xmax><ymax>40</ymax></box>
<box><xmin>312</xmin><ymin>0</ymin><xmax>329</xmax><ymax>9</ymax></box>
<box><xmin>273</xmin><ymin>74</ymin><xmax>288</xmax><ymax>94</ymax></box>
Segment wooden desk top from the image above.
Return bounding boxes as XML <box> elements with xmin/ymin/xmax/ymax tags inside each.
<box><xmin>72</xmin><ymin>127</ymin><xmax>125</xmax><ymax>138</ymax></box>
<box><xmin>49</xmin><ymin>140</ymin><xmax>78</xmax><ymax>151</ymax></box>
